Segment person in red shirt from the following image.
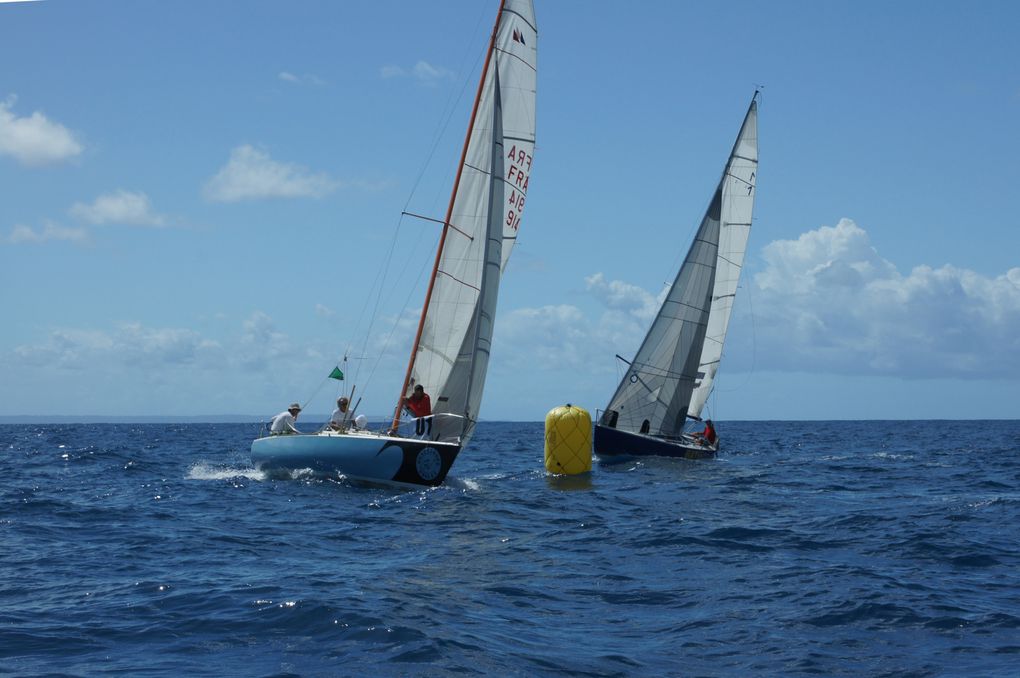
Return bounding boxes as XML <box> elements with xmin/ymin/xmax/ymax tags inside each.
<box><xmin>700</xmin><ymin>419</ymin><xmax>717</xmax><ymax>446</ymax></box>
<box><xmin>403</xmin><ymin>384</ymin><xmax>432</xmax><ymax>437</ymax></box>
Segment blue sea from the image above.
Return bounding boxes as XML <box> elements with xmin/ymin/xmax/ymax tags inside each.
<box><xmin>2</xmin><ymin>420</ymin><xmax>1018</xmax><ymax>676</ymax></box>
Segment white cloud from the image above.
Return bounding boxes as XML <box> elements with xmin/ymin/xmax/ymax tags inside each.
<box><xmin>6</xmin><ymin>221</ymin><xmax>87</xmax><ymax>245</ymax></box>
<box><xmin>315</xmin><ymin>304</ymin><xmax>335</xmax><ymax>317</ymax></box>
<box><xmin>203</xmin><ymin>144</ymin><xmax>340</xmax><ymax>202</ymax></box>
<box><xmin>751</xmin><ymin>218</ymin><xmax>1020</xmax><ymax>378</ymax></box>
<box><xmin>10</xmin><ymin>313</ymin><xmax>298</xmax><ymax>373</ymax></box>
<box><xmin>412</xmin><ymin>61</ymin><xmax>453</xmax><ymax>82</ymax></box>
<box><xmin>13</xmin><ymin>324</ymin><xmax>220</xmax><ymax>369</ymax></box>
<box><xmin>380</xmin><ymin>60</ymin><xmax>454</xmax><ymax>85</ymax></box>
<box><xmin>494</xmin><ymin>219</ymin><xmax>1020</xmax><ymax>384</ymax></box>
<box><xmin>278</xmin><ymin>71</ymin><xmax>326</xmax><ymax>86</ymax></box>
<box><xmin>69</xmin><ymin>189</ymin><xmax>166</xmax><ymax>226</ymax></box>
<box><xmin>585</xmin><ymin>272</ymin><xmax>662</xmax><ymax>322</ymax></box>
<box><xmin>0</xmin><ymin>95</ymin><xmax>82</xmax><ymax>166</ymax></box>
<box><xmin>239</xmin><ymin>311</ymin><xmax>298</xmax><ymax>368</ymax></box>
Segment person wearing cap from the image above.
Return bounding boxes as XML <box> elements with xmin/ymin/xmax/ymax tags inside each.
<box><xmin>329</xmin><ymin>396</ymin><xmax>355</xmax><ymax>431</ymax></box>
<box><xmin>270</xmin><ymin>402</ymin><xmax>302</xmax><ymax>435</ymax></box>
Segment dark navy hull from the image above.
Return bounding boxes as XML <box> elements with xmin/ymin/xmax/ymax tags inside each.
<box><xmin>593</xmin><ymin>424</ymin><xmax>717</xmax><ymax>460</ymax></box>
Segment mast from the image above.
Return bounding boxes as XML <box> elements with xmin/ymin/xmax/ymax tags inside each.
<box><xmin>391</xmin><ymin>0</ymin><xmax>508</xmax><ymax>432</ymax></box>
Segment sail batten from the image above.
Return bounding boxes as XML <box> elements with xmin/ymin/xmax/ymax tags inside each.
<box><xmin>601</xmin><ymin>94</ymin><xmax>759</xmax><ymax>440</ymax></box>
<box><xmin>398</xmin><ymin>0</ymin><xmax>537</xmax><ymax>446</ymax></box>
<box><xmin>688</xmin><ymin>96</ymin><xmax>759</xmax><ymax>419</ymax></box>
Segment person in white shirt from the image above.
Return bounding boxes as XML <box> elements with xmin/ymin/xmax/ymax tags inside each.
<box><xmin>270</xmin><ymin>403</ymin><xmax>302</xmax><ymax>434</ymax></box>
<box><xmin>329</xmin><ymin>397</ymin><xmax>354</xmax><ymax>431</ymax></box>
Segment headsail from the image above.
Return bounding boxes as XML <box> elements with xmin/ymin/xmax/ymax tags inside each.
<box><xmin>600</xmin><ymin>93</ymin><xmax>759</xmax><ymax>439</ymax></box>
<box><xmin>397</xmin><ymin>0</ymin><xmax>538</xmax><ymax>445</ymax></box>
<box><xmin>688</xmin><ymin>95</ymin><xmax>759</xmax><ymax>417</ymax></box>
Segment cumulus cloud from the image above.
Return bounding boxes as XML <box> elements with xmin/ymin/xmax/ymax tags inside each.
<box><xmin>380</xmin><ymin>60</ymin><xmax>454</xmax><ymax>84</ymax></box>
<box><xmin>238</xmin><ymin>311</ymin><xmax>299</xmax><ymax>368</ymax></box>
<box><xmin>203</xmin><ymin>145</ymin><xmax>340</xmax><ymax>202</ymax></box>
<box><xmin>69</xmin><ymin>189</ymin><xmax>166</xmax><ymax>226</ymax></box>
<box><xmin>278</xmin><ymin>71</ymin><xmax>326</xmax><ymax>86</ymax></box>
<box><xmin>495</xmin><ymin>219</ymin><xmax>1020</xmax><ymax>382</ymax></box>
<box><xmin>5</xmin><ymin>221</ymin><xmax>87</xmax><ymax>245</ymax></box>
<box><xmin>751</xmin><ymin>218</ymin><xmax>1020</xmax><ymax>378</ymax></box>
<box><xmin>14</xmin><ymin>324</ymin><xmax>220</xmax><ymax>369</ymax></box>
<box><xmin>0</xmin><ymin>95</ymin><xmax>83</xmax><ymax>166</ymax></box>
<box><xmin>585</xmin><ymin>272</ymin><xmax>662</xmax><ymax>322</ymax></box>
<box><xmin>10</xmin><ymin>312</ymin><xmax>305</xmax><ymax>374</ymax></box>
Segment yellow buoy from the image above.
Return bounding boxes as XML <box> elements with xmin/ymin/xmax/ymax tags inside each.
<box><xmin>544</xmin><ymin>404</ymin><xmax>592</xmax><ymax>475</ymax></box>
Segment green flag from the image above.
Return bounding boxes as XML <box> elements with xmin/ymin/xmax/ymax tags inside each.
<box><xmin>328</xmin><ymin>367</ymin><xmax>344</xmax><ymax>381</ymax></box>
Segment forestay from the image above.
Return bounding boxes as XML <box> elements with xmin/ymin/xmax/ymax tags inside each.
<box><xmin>404</xmin><ymin>0</ymin><xmax>537</xmax><ymax>445</ymax></box>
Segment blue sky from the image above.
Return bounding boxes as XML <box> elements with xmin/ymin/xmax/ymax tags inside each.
<box><xmin>2</xmin><ymin>0</ymin><xmax>1018</xmax><ymax>421</ymax></box>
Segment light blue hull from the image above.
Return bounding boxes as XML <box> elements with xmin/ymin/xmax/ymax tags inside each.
<box><xmin>251</xmin><ymin>431</ymin><xmax>461</xmax><ymax>487</ymax></box>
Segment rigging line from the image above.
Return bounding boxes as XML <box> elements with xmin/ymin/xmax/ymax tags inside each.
<box><xmin>350</xmin><ymin>212</ymin><xmax>414</xmax><ymax>386</ymax></box>
<box><xmin>401</xmin><ymin>7</ymin><xmax>489</xmax><ymax>214</ymax></box>
<box><xmin>341</xmin><ymin>25</ymin><xmax>492</xmax><ymax>369</ymax></box>
<box><xmin>359</xmin><ymin>226</ymin><xmax>437</xmax><ymax>394</ymax></box>
<box><xmin>393</xmin><ymin>2</ymin><xmax>506</xmax><ymax>432</ymax></box>
<box><xmin>629</xmin><ymin>362</ymin><xmax>699</xmax><ymax>382</ymax></box>
<box><xmin>401</xmin><ymin>211</ymin><xmax>474</xmax><ymax>241</ymax></box>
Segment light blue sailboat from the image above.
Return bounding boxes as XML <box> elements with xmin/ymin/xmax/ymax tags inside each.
<box><xmin>252</xmin><ymin>0</ymin><xmax>538</xmax><ymax>486</ymax></box>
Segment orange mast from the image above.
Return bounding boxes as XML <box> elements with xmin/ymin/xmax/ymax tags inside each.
<box><xmin>390</xmin><ymin>0</ymin><xmax>508</xmax><ymax>432</ymax></box>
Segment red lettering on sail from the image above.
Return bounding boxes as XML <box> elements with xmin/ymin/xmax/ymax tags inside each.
<box><xmin>504</xmin><ymin>147</ymin><xmax>533</xmax><ymax>225</ymax></box>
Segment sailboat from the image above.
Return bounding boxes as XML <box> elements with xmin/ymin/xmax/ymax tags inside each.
<box><xmin>593</xmin><ymin>93</ymin><xmax>758</xmax><ymax>460</ymax></box>
<box><xmin>251</xmin><ymin>0</ymin><xmax>537</xmax><ymax>486</ymax></box>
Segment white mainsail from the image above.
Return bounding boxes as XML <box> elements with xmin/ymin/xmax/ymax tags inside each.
<box><xmin>400</xmin><ymin>0</ymin><xmax>537</xmax><ymax>444</ymax></box>
<box><xmin>601</xmin><ymin>192</ymin><xmax>721</xmax><ymax>438</ymax></box>
<box><xmin>688</xmin><ymin>96</ymin><xmax>759</xmax><ymax>417</ymax></box>
<box><xmin>601</xmin><ymin>93</ymin><xmax>758</xmax><ymax>439</ymax></box>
